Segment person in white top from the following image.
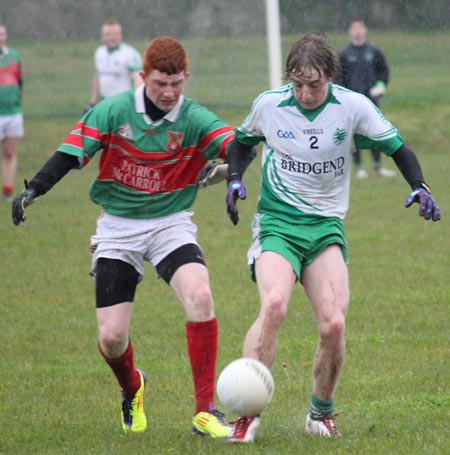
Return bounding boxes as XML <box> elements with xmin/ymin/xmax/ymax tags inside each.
<box><xmin>220</xmin><ymin>32</ymin><xmax>441</xmax><ymax>443</ymax></box>
<box><xmin>87</xmin><ymin>19</ymin><xmax>142</xmax><ymax>110</ymax></box>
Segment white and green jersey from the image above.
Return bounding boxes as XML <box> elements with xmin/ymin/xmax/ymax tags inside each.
<box><xmin>94</xmin><ymin>43</ymin><xmax>142</xmax><ymax>98</ymax></box>
<box><xmin>236</xmin><ymin>83</ymin><xmax>403</xmax><ymax>222</ymax></box>
<box><xmin>58</xmin><ymin>85</ymin><xmax>234</xmax><ymax>219</ymax></box>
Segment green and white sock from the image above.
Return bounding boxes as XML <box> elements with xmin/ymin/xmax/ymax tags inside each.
<box><xmin>309</xmin><ymin>394</ymin><xmax>334</xmax><ymax>420</ymax></box>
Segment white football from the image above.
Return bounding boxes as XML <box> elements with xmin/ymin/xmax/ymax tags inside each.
<box><xmin>217</xmin><ymin>358</ymin><xmax>274</xmax><ymax>416</ymax></box>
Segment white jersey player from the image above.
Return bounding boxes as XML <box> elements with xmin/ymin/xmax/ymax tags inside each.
<box><xmin>222</xmin><ymin>32</ymin><xmax>440</xmax><ymax>443</ymax></box>
<box><xmin>94</xmin><ymin>41</ymin><xmax>142</xmax><ymax>98</ymax></box>
<box><xmin>88</xmin><ymin>20</ymin><xmax>142</xmax><ymax>107</ymax></box>
<box><xmin>237</xmin><ymin>83</ymin><xmax>401</xmax><ymax>221</ymax></box>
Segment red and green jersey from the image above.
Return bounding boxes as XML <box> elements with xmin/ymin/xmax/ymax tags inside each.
<box><xmin>0</xmin><ymin>46</ymin><xmax>23</xmax><ymax>116</ymax></box>
<box><xmin>58</xmin><ymin>85</ymin><xmax>235</xmax><ymax>219</ymax></box>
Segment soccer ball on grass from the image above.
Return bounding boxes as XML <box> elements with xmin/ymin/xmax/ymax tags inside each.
<box><xmin>217</xmin><ymin>357</ymin><xmax>274</xmax><ymax>416</ymax></box>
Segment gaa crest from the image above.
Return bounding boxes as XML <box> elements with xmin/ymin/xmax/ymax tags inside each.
<box><xmin>166</xmin><ymin>131</ymin><xmax>183</xmax><ymax>152</ymax></box>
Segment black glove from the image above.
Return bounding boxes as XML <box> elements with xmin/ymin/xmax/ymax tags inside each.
<box><xmin>12</xmin><ymin>180</ymin><xmax>37</xmax><ymax>226</ymax></box>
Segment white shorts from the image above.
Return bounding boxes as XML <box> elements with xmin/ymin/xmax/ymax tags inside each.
<box><xmin>90</xmin><ymin>211</ymin><xmax>200</xmax><ymax>279</ymax></box>
<box><xmin>0</xmin><ymin>113</ymin><xmax>24</xmax><ymax>140</ymax></box>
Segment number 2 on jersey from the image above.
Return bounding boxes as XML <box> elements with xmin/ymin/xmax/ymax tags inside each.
<box><xmin>309</xmin><ymin>136</ymin><xmax>319</xmax><ymax>149</ymax></box>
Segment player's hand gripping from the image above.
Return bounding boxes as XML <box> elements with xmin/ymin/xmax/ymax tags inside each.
<box><xmin>405</xmin><ymin>185</ymin><xmax>441</xmax><ymax>221</ymax></box>
<box><xmin>197</xmin><ymin>161</ymin><xmax>229</xmax><ymax>187</ymax></box>
<box><xmin>12</xmin><ymin>180</ymin><xmax>37</xmax><ymax>226</ymax></box>
<box><xmin>226</xmin><ymin>180</ymin><xmax>246</xmax><ymax>225</ymax></box>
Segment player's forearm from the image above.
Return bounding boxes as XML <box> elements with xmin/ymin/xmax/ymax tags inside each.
<box><xmin>391</xmin><ymin>144</ymin><xmax>427</xmax><ymax>190</ymax></box>
<box><xmin>27</xmin><ymin>152</ymin><xmax>79</xmax><ymax>196</ymax></box>
<box><xmin>226</xmin><ymin>139</ymin><xmax>257</xmax><ymax>180</ymax></box>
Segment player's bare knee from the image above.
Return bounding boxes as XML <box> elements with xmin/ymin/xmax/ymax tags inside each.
<box><xmin>194</xmin><ymin>283</ymin><xmax>213</xmax><ymax>305</ymax></box>
<box><xmin>3</xmin><ymin>147</ymin><xmax>15</xmax><ymax>159</ymax></box>
<box><xmin>99</xmin><ymin>328</ymin><xmax>128</xmax><ymax>353</ymax></box>
<box><xmin>319</xmin><ymin>317</ymin><xmax>345</xmax><ymax>345</ymax></box>
<box><xmin>187</xmin><ymin>285</ymin><xmax>214</xmax><ymax>320</ymax></box>
<box><xmin>262</xmin><ymin>292</ymin><xmax>288</xmax><ymax>326</ymax></box>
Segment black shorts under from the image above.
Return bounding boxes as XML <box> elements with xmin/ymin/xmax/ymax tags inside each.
<box><xmin>95</xmin><ymin>243</ymin><xmax>206</xmax><ymax>308</ymax></box>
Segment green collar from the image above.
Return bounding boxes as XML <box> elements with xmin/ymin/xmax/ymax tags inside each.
<box><xmin>279</xmin><ymin>84</ymin><xmax>340</xmax><ymax>121</ymax></box>
<box><xmin>107</xmin><ymin>45</ymin><xmax>121</xmax><ymax>54</ymax></box>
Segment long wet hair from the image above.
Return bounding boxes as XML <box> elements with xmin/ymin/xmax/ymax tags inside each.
<box><xmin>285</xmin><ymin>32</ymin><xmax>338</xmax><ymax>81</ymax></box>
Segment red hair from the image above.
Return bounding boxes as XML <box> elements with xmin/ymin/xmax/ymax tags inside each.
<box><xmin>143</xmin><ymin>37</ymin><xmax>188</xmax><ymax>75</ymax></box>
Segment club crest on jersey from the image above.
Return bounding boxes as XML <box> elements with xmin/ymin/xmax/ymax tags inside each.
<box><xmin>118</xmin><ymin>123</ymin><xmax>133</xmax><ymax>140</ymax></box>
<box><xmin>333</xmin><ymin>128</ymin><xmax>347</xmax><ymax>145</ymax></box>
<box><xmin>166</xmin><ymin>131</ymin><xmax>183</xmax><ymax>152</ymax></box>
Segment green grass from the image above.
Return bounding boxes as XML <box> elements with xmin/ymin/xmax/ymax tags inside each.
<box><xmin>1</xmin><ymin>31</ymin><xmax>449</xmax><ymax>454</ymax></box>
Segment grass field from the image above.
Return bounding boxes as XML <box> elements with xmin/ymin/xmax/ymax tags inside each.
<box><xmin>1</xmin><ymin>31</ymin><xmax>449</xmax><ymax>454</ymax></box>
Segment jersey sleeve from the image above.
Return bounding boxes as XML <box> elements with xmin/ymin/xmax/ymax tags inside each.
<box><xmin>353</xmin><ymin>96</ymin><xmax>403</xmax><ymax>155</ymax></box>
<box><xmin>57</xmin><ymin>101</ymin><xmax>112</xmax><ymax>168</ymax></box>
<box><xmin>189</xmin><ymin>104</ymin><xmax>235</xmax><ymax>161</ymax></box>
<box><xmin>235</xmin><ymin>93</ymin><xmax>267</xmax><ymax>146</ymax></box>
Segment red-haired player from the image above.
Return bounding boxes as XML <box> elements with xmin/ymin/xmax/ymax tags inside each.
<box><xmin>12</xmin><ymin>37</ymin><xmax>253</xmax><ymax>437</ymax></box>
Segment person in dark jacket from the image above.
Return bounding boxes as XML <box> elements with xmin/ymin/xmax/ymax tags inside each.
<box><xmin>338</xmin><ymin>18</ymin><xmax>396</xmax><ymax>179</ymax></box>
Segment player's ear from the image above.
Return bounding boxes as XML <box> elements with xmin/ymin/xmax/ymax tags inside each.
<box><xmin>139</xmin><ymin>71</ymin><xmax>146</xmax><ymax>81</ymax></box>
<box><xmin>184</xmin><ymin>71</ymin><xmax>191</xmax><ymax>81</ymax></box>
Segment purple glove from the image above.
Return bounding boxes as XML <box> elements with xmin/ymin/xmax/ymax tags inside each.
<box><xmin>405</xmin><ymin>188</ymin><xmax>441</xmax><ymax>221</ymax></box>
<box><xmin>226</xmin><ymin>180</ymin><xmax>246</xmax><ymax>225</ymax></box>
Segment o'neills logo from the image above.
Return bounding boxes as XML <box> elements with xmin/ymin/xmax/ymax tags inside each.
<box><xmin>166</xmin><ymin>131</ymin><xmax>183</xmax><ymax>152</ymax></box>
<box><xmin>281</xmin><ymin>156</ymin><xmax>345</xmax><ymax>176</ymax></box>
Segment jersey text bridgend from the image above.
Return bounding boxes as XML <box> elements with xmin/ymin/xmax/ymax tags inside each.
<box><xmin>280</xmin><ymin>156</ymin><xmax>345</xmax><ymax>175</ymax></box>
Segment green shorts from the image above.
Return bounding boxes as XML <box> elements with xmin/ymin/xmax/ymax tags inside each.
<box><xmin>247</xmin><ymin>212</ymin><xmax>348</xmax><ymax>282</ymax></box>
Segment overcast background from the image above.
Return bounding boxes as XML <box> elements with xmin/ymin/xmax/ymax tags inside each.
<box><xmin>1</xmin><ymin>0</ymin><xmax>448</xmax><ymax>41</ymax></box>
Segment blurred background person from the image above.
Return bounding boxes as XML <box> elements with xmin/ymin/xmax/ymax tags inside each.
<box><xmin>86</xmin><ymin>19</ymin><xmax>142</xmax><ymax>111</ymax></box>
<box><xmin>0</xmin><ymin>23</ymin><xmax>24</xmax><ymax>201</ymax></box>
<box><xmin>338</xmin><ymin>17</ymin><xmax>396</xmax><ymax>179</ymax></box>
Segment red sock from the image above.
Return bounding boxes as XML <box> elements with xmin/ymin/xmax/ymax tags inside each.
<box><xmin>3</xmin><ymin>185</ymin><xmax>13</xmax><ymax>197</ymax></box>
<box><xmin>186</xmin><ymin>318</ymin><xmax>218</xmax><ymax>414</ymax></box>
<box><xmin>99</xmin><ymin>341</ymin><xmax>141</xmax><ymax>398</ymax></box>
